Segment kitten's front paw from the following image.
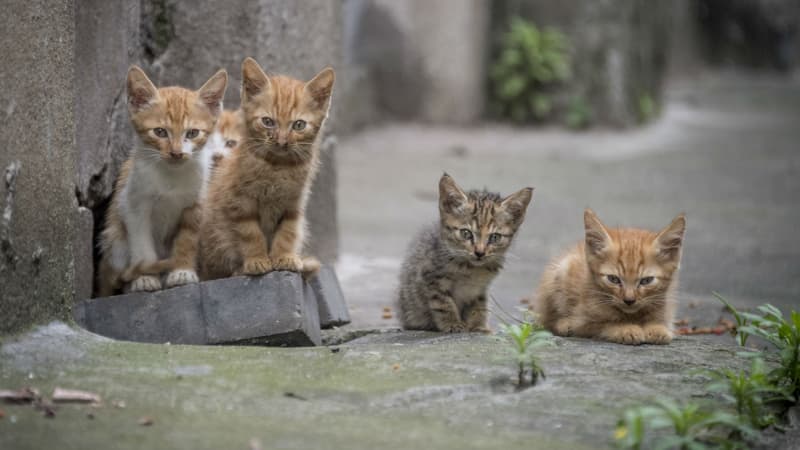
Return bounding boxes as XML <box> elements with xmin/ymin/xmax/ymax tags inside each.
<box><xmin>165</xmin><ymin>269</ymin><xmax>199</xmax><ymax>288</ymax></box>
<box><xmin>468</xmin><ymin>325</ymin><xmax>493</xmax><ymax>334</ymax></box>
<box><xmin>604</xmin><ymin>325</ymin><xmax>645</xmax><ymax>345</ymax></box>
<box><xmin>272</xmin><ymin>254</ymin><xmax>303</xmax><ymax>272</ymax></box>
<box><xmin>130</xmin><ymin>275</ymin><xmax>162</xmax><ymax>293</ymax></box>
<box><xmin>552</xmin><ymin>319</ymin><xmax>575</xmax><ymax>337</ymax></box>
<box><xmin>242</xmin><ymin>257</ymin><xmax>273</xmax><ymax>275</ymax></box>
<box><xmin>440</xmin><ymin>322</ymin><xmax>467</xmax><ymax>333</ymax></box>
<box><xmin>643</xmin><ymin>324</ymin><xmax>673</xmax><ymax>345</ymax></box>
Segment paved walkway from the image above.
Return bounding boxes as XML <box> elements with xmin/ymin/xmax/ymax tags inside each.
<box><xmin>337</xmin><ymin>72</ymin><xmax>800</xmax><ymax>330</ymax></box>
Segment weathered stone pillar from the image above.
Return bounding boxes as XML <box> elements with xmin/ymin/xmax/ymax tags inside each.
<box><xmin>0</xmin><ymin>0</ymin><xmax>78</xmax><ymax>334</ymax></box>
<box><xmin>492</xmin><ymin>0</ymin><xmax>674</xmax><ymax>127</ymax></box>
<box><xmin>346</xmin><ymin>0</ymin><xmax>490</xmax><ymax>124</ymax></box>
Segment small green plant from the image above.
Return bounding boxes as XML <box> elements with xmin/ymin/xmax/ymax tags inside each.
<box><xmin>715</xmin><ymin>295</ymin><xmax>800</xmax><ymax>401</ymax></box>
<box><xmin>565</xmin><ymin>95</ymin><xmax>591</xmax><ymax>129</ymax></box>
<box><xmin>700</xmin><ymin>358</ymin><xmax>792</xmax><ymax>429</ymax></box>
<box><xmin>490</xmin><ymin>17</ymin><xmax>570</xmax><ymax>123</ymax></box>
<box><xmin>714</xmin><ymin>293</ymin><xmax>750</xmax><ymax>346</ymax></box>
<box><xmin>500</xmin><ymin>322</ymin><xmax>552</xmax><ymax>387</ymax></box>
<box><xmin>637</xmin><ymin>93</ymin><xmax>657</xmax><ymax>123</ymax></box>
<box><xmin>615</xmin><ymin>398</ymin><xmax>754</xmax><ymax>450</ymax></box>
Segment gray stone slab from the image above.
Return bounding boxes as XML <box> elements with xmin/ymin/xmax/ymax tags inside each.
<box><xmin>310</xmin><ymin>265</ymin><xmax>351</xmax><ymax>328</ymax></box>
<box><xmin>201</xmin><ymin>272</ymin><xmax>321</xmax><ymax>347</ymax></box>
<box><xmin>74</xmin><ymin>283</ymin><xmax>206</xmax><ymax>345</ymax></box>
<box><xmin>73</xmin><ymin>272</ymin><xmax>323</xmax><ymax>347</ymax></box>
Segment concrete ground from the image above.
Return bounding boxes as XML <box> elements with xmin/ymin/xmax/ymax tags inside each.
<box><xmin>337</xmin><ymin>72</ymin><xmax>800</xmax><ymax>330</ymax></box>
<box><xmin>2</xmin><ymin>73</ymin><xmax>800</xmax><ymax>449</ymax></box>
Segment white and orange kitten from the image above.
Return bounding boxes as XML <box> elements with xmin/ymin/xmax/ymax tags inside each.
<box><xmin>97</xmin><ymin>66</ymin><xmax>227</xmax><ymax>296</ymax></box>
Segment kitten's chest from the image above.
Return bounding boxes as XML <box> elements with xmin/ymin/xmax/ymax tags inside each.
<box><xmin>448</xmin><ymin>269</ymin><xmax>496</xmax><ymax>304</ymax></box>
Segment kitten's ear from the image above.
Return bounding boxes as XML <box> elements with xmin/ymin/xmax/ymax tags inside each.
<box><xmin>304</xmin><ymin>67</ymin><xmax>335</xmax><ymax>110</ymax></box>
<box><xmin>654</xmin><ymin>214</ymin><xmax>686</xmax><ymax>262</ymax></box>
<box><xmin>439</xmin><ymin>173</ymin><xmax>468</xmax><ymax>215</ymax></box>
<box><xmin>499</xmin><ymin>187</ymin><xmax>534</xmax><ymax>226</ymax></box>
<box><xmin>584</xmin><ymin>209</ymin><xmax>612</xmax><ymax>256</ymax></box>
<box><xmin>197</xmin><ymin>69</ymin><xmax>228</xmax><ymax>117</ymax></box>
<box><xmin>127</xmin><ymin>66</ymin><xmax>159</xmax><ymax>113</ymax></box>
<box><xmin>241</xmin><ymin>57</ymin><xmax>271</xmax><ymax>100</ymax></box>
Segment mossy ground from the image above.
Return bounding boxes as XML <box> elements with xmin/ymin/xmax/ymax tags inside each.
<box><xmin>0</xmin><ymin>322</ymin><xmax>763</xmax><ymax>450</ymax></box>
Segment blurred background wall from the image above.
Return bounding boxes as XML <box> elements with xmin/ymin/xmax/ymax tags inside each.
<box><xmin>1</xmin><ymin>0</ymin><xmax>798</xmax><ymax>333</ymax></box>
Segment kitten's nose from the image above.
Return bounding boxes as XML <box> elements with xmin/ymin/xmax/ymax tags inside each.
<box><xmin>169</xmin><ymin>150</ymin><xmax>183</xmax><ymax>160</ymax></box>
<box><xmin>623</xmin><ymin>298</ymin><xmax>636</xmax><ymax>306</ymax></box>
<box><xmin>474</xmin><ymin>250</ymin><xmax>485</xmax><ymax>259</ymax></box>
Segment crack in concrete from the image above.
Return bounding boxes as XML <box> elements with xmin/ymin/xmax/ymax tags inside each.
<box><xmin>1</xmin><ymin>160</ymin><xmax>20</xmax><ymax>271</ymax></box>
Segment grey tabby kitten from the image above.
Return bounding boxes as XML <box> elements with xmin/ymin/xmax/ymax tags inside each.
<box><xmin>397</xmin><ymin>173</ymin><xmax>533</xmax><ymax>332</ymax></box>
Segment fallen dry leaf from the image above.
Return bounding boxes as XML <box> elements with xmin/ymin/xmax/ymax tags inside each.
<box><xmin>381</xmin><ymin>312</ymin><xmax>393</xmax><ymax>319</ymax></box>
<box><xmin>392</xmin><ymin>364</ymin><xmax>400</xmax><ymax>371</ymax></box>
<box><xmin>519</xmin><ymin>298</ymin><xmax>530</xmax><ymax>305</ymax></box>
<box><xmin>0</xmin><ymin>387</ymin><xmax>40</xmax><ymax>403</ymax></box>
<box><xmin>138</xmin><ymin>416</ymin><xmax>154</xmax><ymax>426</ymax></box>
<box><xmin>382</xmin><ymin>306</ymin><xmax>392</xmax><ymax>313</ymax></box>
<box><xmin>52</xmin><ymin>387</ymin><xmax>101</xmax><ymax>404</ymax></box>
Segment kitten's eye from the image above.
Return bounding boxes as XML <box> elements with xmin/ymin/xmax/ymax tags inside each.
<box><xmin>488</xmin><ymin>233</ymin><xmax>502</xmax><ymax>244</ymax></box>
<box><xmin>225</xmin><ymin>140</ymin><xmax>238</xmax><ymax>148</ymax></box>
<box><xmin>262</xmin><ymin>117</ymin><xmax>276</xmax><ymax>128</ymax></box>
<box><xmin>459</xmin><ymin>229</ymin><xmax>473</xmax><ymax>241</ymax></box>
<box><xmin>606</xmin><ymin>275</ymin><xmax>622</xmax><ymax>285</ymax></box>
<box><xmin>153</xmin><ymin>128</ymin><xmax>168</xmax><ymax>138</ymax></box>
<box><xmin>185</xmin><ymin>129</ymin><xmax>199</xmax><ymax>139</ymax></box>
<box><xmin>292</xmin><ymin>120</ymin><xmax>307</xmax><ymax>131</ymax></box>
<box><xmin>639</xmin><ymin>276</ymin><xmax>655</xmax><ymax>286</ymax></box>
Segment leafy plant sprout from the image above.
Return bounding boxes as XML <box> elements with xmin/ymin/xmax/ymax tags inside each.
<box><xmin>615</xmin><ymin>398</ymin><xmax>754</xmax><ymax>450</ymax></box>
<box><xmin>699</xmin><ymin>358</ymin><xmax>792</xmax><ymax>429</ymax></box>
<box><xmin>500</xmin><ymin>321</ymin><xmax>553</xmax><ymax>388</ymax></box>
<box><xmin>715</xmin><ymin>294</ymin><xmax>800</xmax><ymax>402</ymax></box>
<box><xmin>489</xmin><ymin>17</ymin><xmax>571</xmax><ymax>123</ymax></box>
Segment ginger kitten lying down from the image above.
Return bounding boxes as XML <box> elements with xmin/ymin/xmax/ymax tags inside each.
<box><xmin>534</xmin><ymin>209</ymin><xmax>686</xmax><ymax>345</ymax></box>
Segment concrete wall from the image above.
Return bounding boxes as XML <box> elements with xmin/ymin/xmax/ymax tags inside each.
<box><xmin>0</xmin><ymin>0</ymin><xmax>78</xmax><ymax>334</ymax></box>
<box><xmin>0</xmin><ymin>0</ymin><xmax>344</xmax><ymax>334</ymax></box>
<box><xmin>492</xmin><ymin>0</ymin><xmax>674</xmax><ymax>127</ymax></box>
<box><xmin>344</xmin><ymin>0</ymin><xmax>490</xmax><ymax>125</ymax></box>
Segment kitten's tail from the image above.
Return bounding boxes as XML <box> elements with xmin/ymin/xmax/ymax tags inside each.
<box><xmin>301</xmin><ymin>256</ymin><xmax>321</xmax><ymax>279</ymax></box>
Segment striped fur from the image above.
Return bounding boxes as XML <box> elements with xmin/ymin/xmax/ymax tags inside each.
<box><xmin>397</xmin><ymin>173</ymin><xmax>533</xmax><ymax>332</ymax></box>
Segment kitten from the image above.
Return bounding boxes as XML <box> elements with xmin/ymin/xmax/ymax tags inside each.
<box><xmin>202</xmin><ymin>109</ymin><xmax>244</xmax><ymax>174</ymax></box>
<box><xmin>199</xmin><ymin>58</ymin><xmax>334</xmax><ymax>280</ymax></box>
<box><xmin>96</xmin><ymin>66</ymin><xmax>228</xmax><ymax>296</ymax></box>
<box><xmin>534</xmin><ymin>209</ymin><xmax>686</xmax><ymax>345</ymax></box>
<box><xmin>397</xmin><ymin>173</ymin><xmax>533</xmax><ymax>333</ymax></box>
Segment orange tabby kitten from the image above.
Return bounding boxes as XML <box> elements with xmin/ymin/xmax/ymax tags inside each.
<box><xmin>199</xmin><ymin>58</ymin><xmax>334</xmax><ymax>280</ymax></box>
<box><xmin>534</xmin><ymin>209</ymin><xmax>686</xmax><ymax>345</ymax></box>
<box><xmin>202</xmin><ymin>109</ymin><xmax>245</xmax><ymax>173</ymax></box>
<box><xmin>97</xmin><ymin>66</ymin><xmax>227</xmax><ymax>296</ymax></box>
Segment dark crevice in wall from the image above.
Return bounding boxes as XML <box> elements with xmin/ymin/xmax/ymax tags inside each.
<box><xmin>1</xmin><ymin>161</ymin><xmax>21</xmax><ymax>271</ymax></box>
<box><xmin>140</xmin><ymin>0</ymin><xmax>176</xmax><ymax>64</ymax></box>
